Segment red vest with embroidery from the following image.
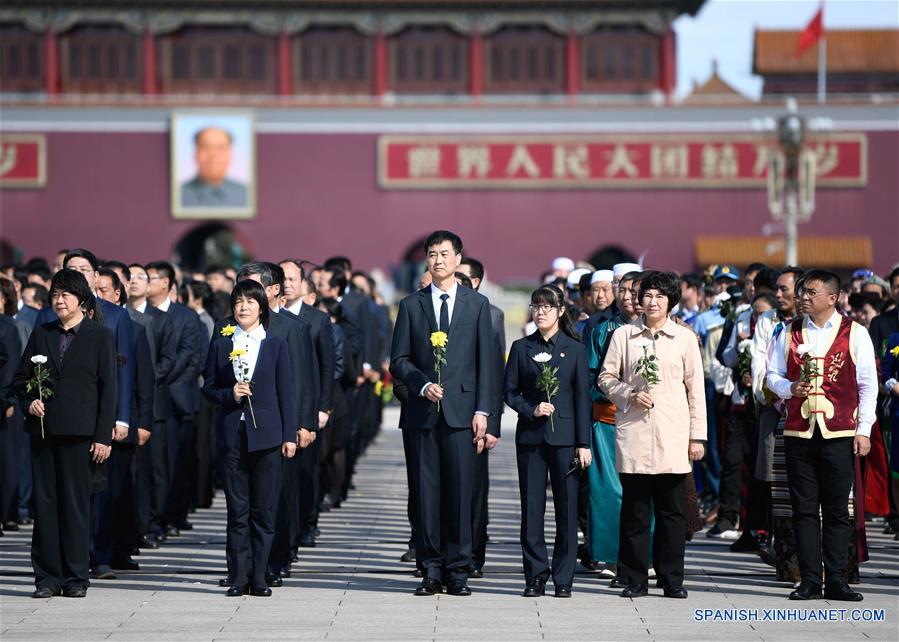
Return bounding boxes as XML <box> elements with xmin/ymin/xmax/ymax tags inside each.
<box><xmin>784</xmin><ymin>315</ymin><xmax>858</xmax><ymax>439</ymax></box>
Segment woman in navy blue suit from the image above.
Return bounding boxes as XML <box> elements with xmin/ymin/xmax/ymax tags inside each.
<box><xmin>203</xmin><ymin>280</ymin><xmax>296</xmax><ymax>597</ymax></box>
<box><xmin>504</xmin><ymin>284</ymin><xmax>592</xmax><ymax>598</ymax></box>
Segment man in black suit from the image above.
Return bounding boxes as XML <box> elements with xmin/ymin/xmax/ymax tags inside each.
<box><xmin>0</xmin><ymin>313</ymin><xmax>22</xmax><ymax>531</ymax></box>
<box><xmin>16</xmin><ymin>269</ymin><xmax>116</xmax><ymax>598</ymax></box>
<box><xmin>213</xmin><ymin>264</ymin><xmax>317</xmax><ymax>586</ymax></box>
<box><xmin>457</xmin><ymin>257</ymin><xmax>505</xmax><ymax>577</ymax></box>
<box><xmin>93</xmin><ymin>268</ymin><xmax>154</xmax><ymax>573</ymax></box>
<box><xmin>390</xmin><ymin>230</ymin><xmax>495</xmax><ymax>597</ymax></box>
<box><xmin>281</xmin><ymin>260</ymin><xmax>336</xmax><ymax>548</ymax></box>
<box><xmin>143</xmin><ymin>261</ymin><xmax>201</xmax><ymax>538</ymax></box>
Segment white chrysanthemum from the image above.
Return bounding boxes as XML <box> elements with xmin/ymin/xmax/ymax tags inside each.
<box><xmin>30</xmin><ymin>355</ymin><xmax>48</xmax><ymax>365</ymax></box>
<box><xmin>796</xmin><ymin>344</ymin><xmax>815</xmax><ymax>357</ymax></box>
<box><xmin>532</xmin><ymin>352</ymin><xmax>552</xmax><ymax>364</ymax></box>
<box><xmin>738</xmin><ymin>339</ymin><xmax>753</xmax><ymax>352</ymax></box>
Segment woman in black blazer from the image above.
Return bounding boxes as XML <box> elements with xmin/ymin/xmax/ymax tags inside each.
<box><xmin>15</xmin><ymin>269</ymin><xmax>117</xmax><ymax>599</ymax></box>
<box><xmin>504</xmin><ymin>284</ymin><xmax>592</xmax><ymax>598</ymax></box>
<box><xmin>203</xmin><ymin>280</ymin><xmax>297</xmax><ymax>597</ymax></box>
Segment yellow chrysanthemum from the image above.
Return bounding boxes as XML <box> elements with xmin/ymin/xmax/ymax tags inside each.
<box><xmin>221</xmin><ymin>324</ymin><xmax>236</xmax><ymax>337</ymax></box>
<box><xmin>229</xmin><ymin>348</ymin><xmax>246</xmax><ymax>362</ymax></box>
<box><xmin>891</xmin><ymin>345</ymin><xmax>899</xmax><ymax>358</ymax></box>
<box><xmin>430</xmin><ymin>331</ymin><xmax>448</xmax><ymax>348</ymax></box>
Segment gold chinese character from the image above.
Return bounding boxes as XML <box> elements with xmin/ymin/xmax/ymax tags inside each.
<box><xmin>553</xmin><ymin>145</ymin><xmax>590</xmax><ymax>179</ymax></box>
<box><xmin>752</xmin><ymin>144</ymin><xmax>770</xmax><ymax>176</ymax></box>
<box><xmin>701</xmin><ymin>143</ymin><xmax>738</xmax><ymax>179</ymax></box>
<box><xmin>407</xmin><ymin>146</ymin><xmax>442</xmax><ymax>178</ymax></box>
<box><xmin>505</xmin><ymin>145</ymin><xmax>540</xmax><ymax>178</ymax></box>
<box><xmin>457</xmin><ymin>146</ymin><xmax>492</xmax><ymax>178</ymax></box>
<box><xmin>813</xmin><ymin>143</ymin><xmax>838</xmax><ymax>176</ymax></box>
<box><xmin>604</xmin><ymin>144</ymin><xmax>638</xmax><ymax>177</ymax></box>
<box><xmin>650</xmin><ymin>145</ymin><xmax>688</xmax><ymax>178</ymax></box>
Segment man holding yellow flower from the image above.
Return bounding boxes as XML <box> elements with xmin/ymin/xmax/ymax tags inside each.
<box><xmin>390</xmin><ymin>230</ymin><xmax>496</xmax><ymax>598</ymax></box>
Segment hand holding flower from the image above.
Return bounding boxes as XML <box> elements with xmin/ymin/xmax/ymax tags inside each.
<box><xmin>533</xmin><ymin>402</ymin><xmax>556</xmax><ymax>417</ymax></box>
<box><xmin>28</xmin><ymin>399</ymin><xmax>46</xmax><ymax>418</ymax></box>
<box><xmin>233</xmin><ymin>381</ymin><xmax>252</xmax><ymax>402</ymax></box>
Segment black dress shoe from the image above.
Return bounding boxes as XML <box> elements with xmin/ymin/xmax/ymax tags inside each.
<box><xmin>609</xmin><ymin>577</ymin><xmax>628</xmax><ymax>589</ymax></box>
<box><xmin>298</xmin><ymin>533</ymin><xmax>316</xmax><ymax>548</ymax></box>
<box><xmin>226</xmin><ymin>585</ymin><xmax>248</xmax><ymax>597</ymax></box>
<box><xmin>789</xmin><ymin>581</ymin><xmax>823</xmax><ymax>600</ymax></box>
<box><xmin>621</xmin><ymin>585</ymin><xmax>648</xmax><ymax>598</ymax></box>
<box><xmin>251</xmin><ymin>586</ymin><xmax>272</xmax><ymax>597</ymax></box>
<box><xmin>63</xmin><ymin>586</ymin><xmax>87</xmax><ymax>598</ymax></box>
<box><xmin>18</xmin><ymin>517</ymin><xmax>34</xmax><ymax>526</ymax></box>
<box><xmin>400</xmin><ymin>549</ymin><xmax>416</xmax><ymax>563</ymax></box>
<box><xmin>131</xmin><ymin>546</ymin><xmax>141</xmax><ymax>556</ymax></box>
<box><xmin>447</xmin><ymin>582</ymin><xmax>471</xmax><ymax>596</ymax></box>
<box><xmin>137</xmin><ymin>535</ymin><xmax>159</xmax><ymax>550</ymax></box>
<box><xmin>281</xmin><ymin>567</ymin><xmax>292</xmax><ymax>578</ymax></box>
<box><xmin>468</xmin><ymin>566</ymin><xmax>483</xmax><ymax>579</ymax></box>
<box><xmin>152</xmin><ymin>532</ymin><xmax>168</xmax><ymax>544</ymax></box>
<box><xmin>554</xmin><ymin>586</ymin><xmax>572</xmax><ymax>598</ymax></box>
<box><xmin>174</xmin><ymin>521</ymin><xmax>193</xmax><ymax>531</ymax></box>
<box><xmin>523</xmin><ymin>577</ymin><xmax>546</xmax><ymax>597</ymax></box>
<box><xmin>824</xmin><ymin>583</ymin><xmax>864</xmax><ymax>602</ymax></box>
<box><xmin>2</xmin><ymin>521</ymin><xmax>20</xmax><ymax>531</ymax></box>
<box><xmin>111</xmin><ymin>558</ymin><xmax>140</xmax><ymax>571</ymax></box>
<box><xmin>32</xmin><ymin>587</ymin><xmax>61</xmax><ymax>598</ymax></box>
<box><xmin>219</xmin><ymin>577</ymin><xmax>234</xmax><ymax>587</ymax></box>
<box><xmin>165</xmin><ymin>525</ymin><xmax>180</xmax><ymax>538</ymax></box>
<box><xmin>265</xmin><ymin>573</ymin><xmax>283</xmax><ymax>587</ymax></box>
<box><xmin>663</xmin><ymin>586</ymin><xmax>688</xmax><ymax>599</ymax></box>
<box><xmin>90</xmin><ymin>565</ymin><xmax>117</xmax><ymax>580</ymax></box>
<box><xmin>414</xmin><ymin>579</ymin><xmax>442</xmax><ymax>596</ymax></box>
<box><xmin>413</xmin><ymin>568</ymin><xmax>423</xmax><ymax>578</ymax></box>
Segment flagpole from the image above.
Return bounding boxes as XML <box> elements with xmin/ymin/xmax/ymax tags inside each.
<box><xmin>818</xmin><ymin>35</ymin><xmax>826</xmax><ymax>104</ymax></box>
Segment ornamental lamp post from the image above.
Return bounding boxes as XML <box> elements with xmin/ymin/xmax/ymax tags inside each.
<box><xmin>766</xmin><ymin>98</ymin><xmax>817</xmax><ymax>267</ymax></box>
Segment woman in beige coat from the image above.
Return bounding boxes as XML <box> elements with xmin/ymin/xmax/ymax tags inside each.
<box><xmin>599</xmin><ymin>270</ymin><xmax>706</xmax><ymax>599</ymax></box>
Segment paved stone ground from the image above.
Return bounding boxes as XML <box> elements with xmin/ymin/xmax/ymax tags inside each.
<box><xmin>1</xmin><ymin>407</ymin><xmax>897</xmax><ymax>641</ymax></box>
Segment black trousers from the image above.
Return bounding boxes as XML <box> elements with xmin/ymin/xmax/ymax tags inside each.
<box><xmin>297</xmin><ymin>436</ymin><xmax>322</xmax><ymax>536</ymax></box>
<box><xmin>516</xmin><ymin>441</ymin><xmax>577</xmax><ymax>587</ymax></box>
<box><xmin>134</xmin><ymin>440</ymin><xmax>153</xmax><ymax>536</ymax></box>
<box><xmin>784</xmin><ymin>431</ymin><xmax>854</xmax><ymax>587</ymax></box>
<box><xmin>471</xmin><ymin>448</ymin><xmax>489</xmax><ymax>569</ymax></box>
<box><xmin>166</xmin><ymin>414</ymin><xmax>194</xmax><ymax>527</ymax></box>
<box><xmin>406</xmin><ymin>418</ymin><xmax>476</xmax><ymax>584</ymax></box>
<box><xmin>401</xmin><ymin>428</ymin><xmax>418</xmax><ymax>552</ymax></box>
<box><xmin>193</xmin><ymin>398</ymin><xmax>215</xmax><ymax>509</ymax></box>
<box><xmin>221</xmin><ymin>423</ymin><xmax>282</xmax><ymax>588</ymax></box>
<box><xmin>92</xmin><ymin>443</ymin><xmax>135</xmax><ymax>566</ymax></box>
<box><xmin>269</xmin><ymin>451</ymin><xmax>298</xmax><ymax>575</ymax></box>
<box><xmin>30</xmin><ymin>434</ymin><xmax>93</xmax><ymax>590</ymax></box>
<box><xmin>150</xmin><ymin>417</ymin><xmax>171</xmax><ymax>533</ymax></box>
<box><xmin>718</xmin><ymin>407</ymin><xmax>755</xmax><ymax>527</ymax></box>
<box><xmin>619</xmin><ymin>473</ymin><xmax>687</xmax><ymax>589</ymax></box>
<box><xmin>0</xmin><ymin>411</ymin><xmax>23</xmax><ymax>523</ymax></box>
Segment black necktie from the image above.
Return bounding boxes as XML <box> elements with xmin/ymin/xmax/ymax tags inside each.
<box><xmin>439</xmin><ymin>293</ymin><xmax>449</xmax><ymax>332</ymax></box>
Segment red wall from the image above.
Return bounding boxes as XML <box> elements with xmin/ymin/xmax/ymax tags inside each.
<box><xmin>1</xmin><ymin>130</ymin><xmax>897</xmax><ymax>281</ymax></box>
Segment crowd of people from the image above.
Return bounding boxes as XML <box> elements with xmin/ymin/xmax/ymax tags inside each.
<box><xmin>0</xmin><ymin>233</ymin><xmax>896</xmax><ymax>604</ymax></box>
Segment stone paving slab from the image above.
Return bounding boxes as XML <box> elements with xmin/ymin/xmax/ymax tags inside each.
<box><xmin>2</xmin><ymin>407</ymin><xmax>897</xmax><ymax>641</ymax></box>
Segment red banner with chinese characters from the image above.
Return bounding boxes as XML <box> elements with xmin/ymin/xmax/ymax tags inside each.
<box><xmin>378</xmin><ymin>134</ymin><xmax>866</xmax><ymax>189</ymax></box>
<box><xmin>0</xmin><ymin>134</ymin><xmax>47</xmax><ymax>188</ymax></box>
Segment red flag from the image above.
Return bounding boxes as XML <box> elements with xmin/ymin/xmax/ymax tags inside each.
<box><xmin>795</xmin><ymin>6</ymin><xmax>824</xmax><ymax>57</ymax></box>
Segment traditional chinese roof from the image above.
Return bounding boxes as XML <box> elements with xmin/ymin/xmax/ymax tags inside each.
<box><xmin>683</xmin><ymin>60</ymin><xmax>752</xmax><ymax>104</ymax></box>
<box><xmin>695</xmin><ymin>236</ymin><xmax>873</xmax><ymax>269</ymax></box>
<box><xmin>753</xmin><ymin>29</ymin><xmax>899</xmax><ymax>75</ymax></box>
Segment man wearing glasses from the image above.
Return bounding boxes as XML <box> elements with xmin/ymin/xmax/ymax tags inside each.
<box><xmin>767</xmin><ymin>269</ymin><xmax>876</xmax><ymax>602</ymax></box>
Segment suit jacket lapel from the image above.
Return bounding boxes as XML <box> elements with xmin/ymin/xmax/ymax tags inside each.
<box><xmin>59</xmin><ymin>322</ymin><xmax>92</xmax><ymax>372</ymax></box>
<box><xmin>447</xmin><ymin>287</ymin><xmax>467</xmax><ymax>341</ymax></box>
<box><xmin>418</xmin><ymin>288</ymin><xmax>437</xmax><ymax>334</ymax></box>
<box><xmin>44</xmin><ymin>324</ymin><xmax>62</xmax><ymax>373</ymax></box>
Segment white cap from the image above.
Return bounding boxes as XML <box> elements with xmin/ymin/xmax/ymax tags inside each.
<box><xmin>612</xmin><ymin>262</ymin><xmax>642</xmax><ymax>278</ymax></box>
<box><xmin>591</xmin><ymin>270</ymin><xmax>614</xmax><ymax>284</ymax></box>
<box><xmin>552</xmin><ymin>257</ymin><xmax>575</xmax><ymax>273</ymax></box>
<box><xmin>566</xmin><ymin>268</ymin><xmax>591</xmax><ymax>288</ymax></box>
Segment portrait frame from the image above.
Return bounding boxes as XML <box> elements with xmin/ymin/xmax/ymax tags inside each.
<box><xmin>170</xmin><ymin>110</ymin><xmax>256</xmax><ymax>220</ymax></box>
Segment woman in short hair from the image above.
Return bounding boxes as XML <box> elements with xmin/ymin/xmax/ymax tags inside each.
<box><xmin>599</xmin><ymin>270</ymin><xmax>707</xmax><ymax>599</ymax></box>
<box><xmin>203</xmin><ymin>279</ymin><xmax>297</xmax><ymax>597</ymax></box>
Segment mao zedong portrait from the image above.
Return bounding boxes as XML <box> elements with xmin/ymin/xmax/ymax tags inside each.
<box><xmin>181</xmin><ymin>126</ymin><xmax>248</xmax><ymax>209</ymax></box>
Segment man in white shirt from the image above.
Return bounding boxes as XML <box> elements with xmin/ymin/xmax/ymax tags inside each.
<box><xmin>767</xmin><ymin>269</ymin><xmax>875</xmax><ymax>602</ymax></box>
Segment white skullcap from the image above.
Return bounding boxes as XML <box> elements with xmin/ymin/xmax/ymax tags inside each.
<box><xmin>552</xmin><ymin>257</ymin><xmax>575</xmax><ymax>273</ymax></box>
<box><xmin>612</xmin><ymin>262</ymin><xmax>642</xmax><ymax>278</ymax></box>
<box><xmin>566</xmin><ymin>268</ymin><xmax>591</xmax><ymax>288</ymax></box>
<box><xmin>591</xmin><ymin>270</ymin><xmax>614</xmax><ymax>284</ymax></box>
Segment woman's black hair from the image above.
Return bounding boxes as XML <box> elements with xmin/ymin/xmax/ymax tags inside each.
<box><xmin>50</xmin><ymin>269</ymin><xmax>93</xmax><ymax>308</ymax></box>
<box><xmin>638</xmin><ymin>270</ymin><xmax>682</xmax><ymax>314</ymax></box>
<box><xmin>530</xmin><ymin>284</ymin><xmax>579</xmax><ymax>340</ymax></box>
<box><xmin>230</xmin><ymin>279</ymin><xmax>270</xmax><ymax>329</ymax></box>
<box><xmin>319</xmin><ymin>296</ymin><xmax>344</xmax><ymax>324</ymax></box>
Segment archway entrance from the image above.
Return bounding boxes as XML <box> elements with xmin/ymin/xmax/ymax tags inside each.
<box><xmin>587</xmin><ymin>244</ymin><xmax>638</xmax><ymax>270</ymax></box>
<box><xmin>172</xmin><ymin>223</ymin><xmax>251</xmax><ymax>271</ymax></box>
